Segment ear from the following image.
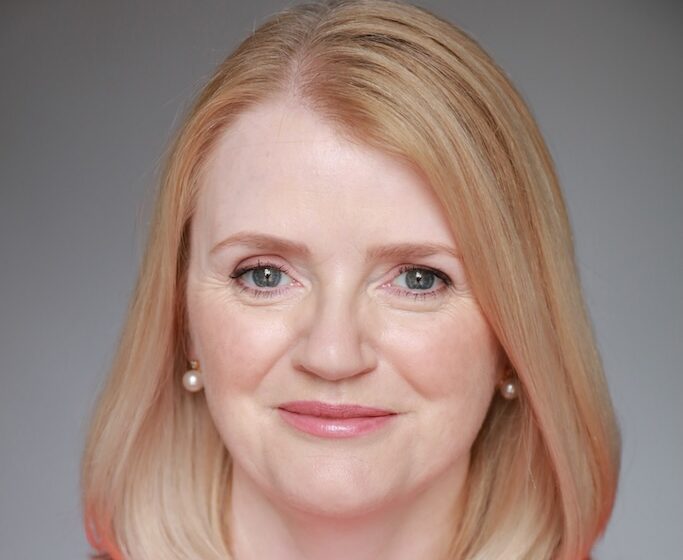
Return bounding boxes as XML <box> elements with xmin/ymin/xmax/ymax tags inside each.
<box><xmin>182</xmin><ymin>315</ymin><xmax>198</xmax><ymax>362</ymax></box>
<box><xmin>496</xmin><ymin>351</ymin><xmax>513</xmax><ymax>383</ymax></box>
<box><xmin>185</xmin><ymin>329</ymin><xmax>198</xmax><ymax>362</ymax></box>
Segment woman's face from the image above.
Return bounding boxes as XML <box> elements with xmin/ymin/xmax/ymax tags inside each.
<box><xmin>187</xmin><ymin>100</ymin><xmax>503</xmax><ymax>516</ymax></box>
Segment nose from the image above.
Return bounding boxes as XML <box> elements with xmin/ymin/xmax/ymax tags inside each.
<box><xmin>291</xmin><ymin>287</ymin><xmax>377</xmax><ymax>381</ymax></box>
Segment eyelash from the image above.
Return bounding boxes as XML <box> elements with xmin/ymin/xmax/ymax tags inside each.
<box><xmin>228</xmin><ymin>261</ymin><xmax>453</xmax><ymax>300</ymax></box>
<box><xmin>388</xmin><ymin>265</ymin><xmax>452</xmax><ymax>300</ymax></box>
<box><xmin>228</xmin><ymin>260</ymin><xmax>293</xmax><ymax>299</ymax></box>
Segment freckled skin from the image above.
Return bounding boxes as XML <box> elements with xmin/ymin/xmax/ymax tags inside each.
<box><xmin>186</xmin><ymin>99</ymin><xmax>503</xmax><ymax>557</ymax></box>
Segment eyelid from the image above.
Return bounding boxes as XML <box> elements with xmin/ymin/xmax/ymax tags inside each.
<box><xmin>229</xmin><ymin>259</ymin><xmax>293</xmax><ymax>281</ymax></box>
<box><xmin>379</xmin><ymin>264</ymin><xmax>452</xmax><ymax>299</ymax></box>
<box><xmin>397</xmin><ymin>264</ymin><xmax>451</xmax><ymax>283</ymax></box>
<box><xmin>228</xmin><ymin>260</ymin><xmax>453</xmax><ymax>300</ymax></box>
<box><xmin>228</xmin><ymin>259</ymin><xmax>301</xmax><ymax>298</ymax></box>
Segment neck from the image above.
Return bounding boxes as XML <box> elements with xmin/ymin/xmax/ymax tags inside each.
<box><xmin>227</xmin><ymin>462</ymin><xmax>466</xmax><ymax>560</ymax></box>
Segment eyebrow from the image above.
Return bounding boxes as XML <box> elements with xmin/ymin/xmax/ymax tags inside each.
<box><xmin>210</xmin><ymin>231</ymin><xmax>460</xmax><ymax>260</ymax></box>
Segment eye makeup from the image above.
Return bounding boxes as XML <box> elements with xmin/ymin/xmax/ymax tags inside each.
<box><xmin>228</xmin><ymin>260</ymin><xmax>297</xmax><ymax>299</ymax></box>
<box><xmin>228</xmin><ymin>260</ymin><xmax>454</xmax><ymax>301</ymax></box>
<box><xmin>382</xmin><ymin>265</ymin><xmax>452</xmax><ymax>300</ymax></box>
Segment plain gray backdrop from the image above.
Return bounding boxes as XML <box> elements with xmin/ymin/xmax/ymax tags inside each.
<box><xmin>1</xmin><ymin>1</ymin><xmax>681</xmax><ymax>558</ymax></box>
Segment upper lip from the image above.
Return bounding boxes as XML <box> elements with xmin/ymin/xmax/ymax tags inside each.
<box><xmin>278</xmin><ymin>401</ymin><xmax>396</xmax><ymax>418</ymax></box>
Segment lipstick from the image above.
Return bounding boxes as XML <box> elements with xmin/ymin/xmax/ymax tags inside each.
<box><xmin>277</xmin><ymin>400</ymin><xmax>397</xmax><ymax>439</ymax></box>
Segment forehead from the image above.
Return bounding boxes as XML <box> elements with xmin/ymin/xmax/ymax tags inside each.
<box><xmin>195</xmin><ymin>100</ymin><xmax>456</xmax><ymax>251</ymax></box>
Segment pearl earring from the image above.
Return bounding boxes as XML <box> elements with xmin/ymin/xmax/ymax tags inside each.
<box><xmin>182</xmin><ymin>360</ymin><xmax>204</xmax><ymax>392</ymax></box>
<box><xmin>499</xmin><ymin>372</ymin><xmax>519</xmax><ymax>400</ymax></box>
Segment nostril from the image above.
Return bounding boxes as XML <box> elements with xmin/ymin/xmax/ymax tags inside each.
<box><xmin>292</xmin><ymin>341</ymin><xmax>378</xmax><ymax>381</ymax></box>
<box><xmin>293</xmin><ymin>358</ymin><xmax>375</xmax><ymax>381</ymax></box>
<box><xmin>291</xmin><ymin>301</ymin><xmax>377</xmax><ymax>380</ymax></box>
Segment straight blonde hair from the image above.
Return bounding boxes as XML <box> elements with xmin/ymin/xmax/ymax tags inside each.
<box><xmin>81</xmin><ymin>1</ymin><xmax>620</xmax><ymax>558</ymax></box>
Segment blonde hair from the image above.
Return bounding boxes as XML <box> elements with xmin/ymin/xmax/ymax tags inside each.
<box><xmin>81</xmin><ymin>1</ymin><xmax>620</xmax><ymax>558</ymax></box>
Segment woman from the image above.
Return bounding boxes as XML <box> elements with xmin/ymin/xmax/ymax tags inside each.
<box><xmin>81</xmin><ymin>1</ymin><xmax>620</xmax><ymax>558</ymax></box>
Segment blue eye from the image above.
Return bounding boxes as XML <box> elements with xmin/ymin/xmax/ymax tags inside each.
<box><xmin>230</xmin><ymin>262</ymin><xmax>293</xmax><ymax>295</ymax></box>
<box><xmin>248</xmin><ymin>265</ymin><xmax>287</xmax><ymax>288</ymax></box>
<box><xmin>397</xmin><ymin>268</ymin><xmax>436</xmax><ymax>290</ymax></box>
<box><xmin>391</xmin><ymin>266</ymin><xmax>451</xmax><ymax>297</ymax></box>
<box><xmin>229</xmin><ymin>262</ymin><xmax>452</xmax><ymax>301</ymax></box>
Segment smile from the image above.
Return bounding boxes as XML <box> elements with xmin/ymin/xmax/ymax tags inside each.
<box><xmin>277</xmin><ymin>401</ymin><xmax>398</xmax><ymax>438</ymax></box>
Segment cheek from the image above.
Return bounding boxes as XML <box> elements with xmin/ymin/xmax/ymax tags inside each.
<box><xmin>187</xmin><ymin>293</ymin><xmax>292</xmax><ymax>394</ymax></box>
<box><xmin>381</xmin><ymin>302</ymin><xmax>501</xmax><ymax>402</ymax></box>
<box><xmin>381</xmin><ymin>303</ymin><xmax>501</xmax><ymax>477</ymax></box>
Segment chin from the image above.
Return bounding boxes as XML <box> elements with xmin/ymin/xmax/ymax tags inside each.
<box><xmin>282</xmin><ymin>486</ymin><xmax>390</xmax><ymax>519</ymax></box>
<box><xmin>271</xmin><ymin>460</ymin><xmax>396</xmax><ymax>518</ymax></box>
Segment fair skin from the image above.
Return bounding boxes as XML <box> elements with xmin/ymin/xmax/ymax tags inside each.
<box><xmin>186</xmin><ymin>99</ymin><xmax>504</xmax><ymax>560</ymax></box>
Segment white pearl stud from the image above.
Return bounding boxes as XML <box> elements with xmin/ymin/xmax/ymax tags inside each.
<box><xmin>499</xmin><ymin>377</ymin><xmax>519</xmax><ymax>400</ymax></box>
<box><xmin>182</xmin><ymin>360</ymin><xmax>204</xmax><ymax>392</ymax></box>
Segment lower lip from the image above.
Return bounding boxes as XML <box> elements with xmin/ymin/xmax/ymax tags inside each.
<box><xmin>277</xmin><ymin>409</ymin><xmax>396</xmax><ymax>438</ymax></box>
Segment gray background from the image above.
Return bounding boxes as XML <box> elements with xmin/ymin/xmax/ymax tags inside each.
<box><xmin>1</xmin><ymin>1</ymin><xmax>681</xmax><ymax>558</ymax></box>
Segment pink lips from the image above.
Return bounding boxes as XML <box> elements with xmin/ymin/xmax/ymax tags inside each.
<box><xmin>277</xmin><ymin>401</ymin><xmax>397</xmax><ymax>438</ymax></box>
